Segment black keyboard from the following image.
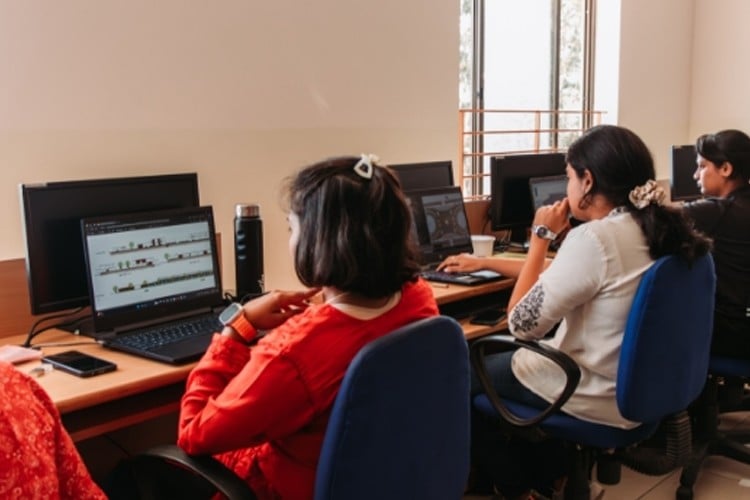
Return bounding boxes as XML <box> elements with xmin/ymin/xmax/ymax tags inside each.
<box><xmin>109</xmin><ymin>314</ymin><xmax>221</xmax><ymax>352</ymax></box>
<box><xmin>422</xmin><ymin>269</ymin><xmax>502</xmax><ymax>286</ymax></box>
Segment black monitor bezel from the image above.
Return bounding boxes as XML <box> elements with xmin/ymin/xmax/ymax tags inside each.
<box><xmin>389</xmin><ymin>160</ymin><xmax>454</xmax><ymax>191</ymax></box>
<box><xmin>20</xmin><ymin>173</ymin><xmax>200</xmax><ymax>315</ymax></box>
<box><xmin>489</xmin><ymin>152</ymin><xmax>567</xmax><ymax>233</ymax></box>
<box><xmin>670</xmin><ymin>144</ymin><xmax>701</xmax><ymax>202</ymax></box>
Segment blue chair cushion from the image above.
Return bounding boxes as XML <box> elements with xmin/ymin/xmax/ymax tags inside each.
<box><xmin>709</xmin><ymin>356</ymin><xmax>750</xmax><ymax>377</ymax></box>
<box><xmin>473</xmin><ymin>394</ymin><xmax>658</xmax><ymax>449</ymax></box>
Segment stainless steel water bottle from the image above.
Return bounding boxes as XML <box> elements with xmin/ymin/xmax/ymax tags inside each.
<box><xmin>234</xmin><ymin>203</ymin><xmax>264</xmax><ymax>301</ymax></box>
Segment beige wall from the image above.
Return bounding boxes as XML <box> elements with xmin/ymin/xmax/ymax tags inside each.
<box><xmin>617</xmin><ymin>0</ymin><xmax>695</xmax><ymax>178</ymax></box>
<box><xmin>0</xmin><ymin>1</ymin><xmax>458</xmax><ymax>291</ymax></box>
<box><xmin>3</xmin><ymin>1</ymin><xmax>747</xmax><ymax>297</ymax></box>
<box><xmin>688</xmin><ymin>0</ymin><xmax>750</xmax><ymax>138</ymax></box>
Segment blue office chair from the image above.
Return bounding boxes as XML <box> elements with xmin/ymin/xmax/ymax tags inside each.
<box><xmin>677</xmin><ymin>355</ymin><xmax>750</xmax><ymax>499</ymax></box>
<box><xmin>128</xmin><ymin>315</ymin><xmax>471</xmax><ymax>500</ymax></box>
<box><xmin>471</xmin><ymin>253</ymin><xmax>716</xmax><ymax>499</ymax></box>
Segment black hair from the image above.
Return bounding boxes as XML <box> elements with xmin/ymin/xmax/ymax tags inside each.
<box><xmin>566</xmin><ymin>125</ymin><xmax>711</xmax><ymax>262</ymax></box>
<box><xmin>696</xmin><ymin>129</ymin><xmax>750</xmax><ymax>182</ymax></box>
<box><xmin>284</xmin><ymin>155</ymin><xmax>420</xmax><ymax>297</ymax></box>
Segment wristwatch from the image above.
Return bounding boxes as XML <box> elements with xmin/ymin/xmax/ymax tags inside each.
<box><xmin>219</xmin><ymin>302</ymin><xmax>257</xmax><ymax>344</ymax></box>
<box><xmin>531</xmin><ymin>224</ymin><xmax>558</xmax><ymax>241</ymax></box>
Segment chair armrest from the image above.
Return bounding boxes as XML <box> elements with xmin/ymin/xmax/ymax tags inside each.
<box><xmin>134</xmin><ymin>444</ymin><xmax>258</xmax><ymax>500</ymax></box>
<box><xmin>470</xmin><ymin>334</ymin><xmax>581</xmax><ymax>427</ymax></box>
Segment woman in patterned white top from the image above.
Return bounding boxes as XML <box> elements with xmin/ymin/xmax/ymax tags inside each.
<box><xmin>471</xmin><ymin>125</ymin><xmax>711</xmax><ymax>499</ymax></box>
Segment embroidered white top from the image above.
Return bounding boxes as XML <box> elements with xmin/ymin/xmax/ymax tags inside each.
<box><xmin>509</xmin><ymin>211</ymin><xmax>654</xmax><ymax>429</ymax></box>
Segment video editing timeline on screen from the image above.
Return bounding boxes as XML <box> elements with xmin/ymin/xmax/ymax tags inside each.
<box><xmin>85</xmin><ymin>220</ymin><xmax>217</xmax><ymax>312</ymax></box>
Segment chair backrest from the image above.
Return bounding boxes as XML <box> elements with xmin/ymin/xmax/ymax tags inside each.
<box><xmin>617</xmin><ymin>253</ymin><xmax>716</xmax><ymax>423</ymax></box>
<box><xmin>314</xmin><ymin>315</ymin><xmax>470</xmax><ymax>500</ymax></box>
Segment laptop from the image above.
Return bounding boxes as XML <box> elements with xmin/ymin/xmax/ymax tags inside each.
<box><xmin>81</xmin><ymin>206</ymin><xmax>225</xmax><ymax>364</ymax></box>
<box><xmin>406</xmin><ymin>186</ymin><xmax>502</xmax><ymax>286</ymax></box>
<box><xmin>529</xmin><ymin>174</ymin><xmax>568</xmax><ymax>210</ymax></box>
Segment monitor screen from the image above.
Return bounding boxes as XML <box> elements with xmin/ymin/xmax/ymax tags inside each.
<box><xmin>671</xmin><ymin>144</ymin><xmax>701</xmax><ymax>202</ymax></box>
<box><xmin>529</xmin><ymin>175</ymin><xmax>568</xmax><ymax>211</ymax></box>
<box><xmin>490</xmin><ymin>153</ymin><xmax>567</xmax><ymax>235</ymax></box>
<box><xmin>389</xmin><ymin>161</ymin><xmax>454</xmax><ymax>191</ymax></box>
<box><xmin>404</xmin><ymin>186</ymin><xmax>473</xmax><ymax>266</ymax></box>
<box><xmin>20</xmin><ymin>173</ymin><xmax>200</xmax><ymax>315</ymax></box>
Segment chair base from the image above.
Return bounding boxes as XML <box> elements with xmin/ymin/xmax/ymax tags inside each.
<box><xmin>677</xmin><ymin>373</ymin><xmax>750</xmax><ymax>500</ymax></box>
<box><xmin>677</xmin><ymin>431</ymin><xmax>750</xmax><ymax>500</ymax></box>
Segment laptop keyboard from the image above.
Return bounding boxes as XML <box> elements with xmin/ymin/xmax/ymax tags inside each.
<box><xmin>422</xmin><ymin>269</ymin><xmax>480</xmax><ymax>285</ymax></box>
<box><xmin>108</xmin><ymin>314</ymin><xmax>221</xmax><ymax>352</ymax></box>
<box><xmin>421</xmin><ymin>267</ymin><xmax>504</xmax><ymax>286</ymax></box>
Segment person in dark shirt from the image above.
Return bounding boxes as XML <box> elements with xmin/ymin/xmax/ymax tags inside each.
<box><xmin>683</xmin><ymin>129</ymin><xmax>750</xmax><ymax>357</ymax></box>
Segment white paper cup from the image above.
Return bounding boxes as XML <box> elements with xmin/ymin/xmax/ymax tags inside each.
<box><xmin>471</xmin><ymin>235</ymin><xmax>496</xmax><ymax>257</ymax></box>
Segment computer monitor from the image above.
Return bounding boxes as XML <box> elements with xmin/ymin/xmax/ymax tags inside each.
<box><xmin>389</xmin><ymin>161</ymin><xmax>454</xmax><ymax>191</ymax></box>
<box><xmin>529</xmin><ymin>175</ymin><xmax>568</xmax><ymax>211</ymax></box>
<box><xmin>20</xmin><ymin>173</ymin><xmax>200</xmax><ymax>315</ymax></box>
<box><xmin>490</xmin><ymin>152</ymin><xmax>567</xmax><ymax>241</ymax></box>
<box><xmin>670</xmin><ymin>144</ymin><xmax>701</xmax><ymax>202</ymax></box>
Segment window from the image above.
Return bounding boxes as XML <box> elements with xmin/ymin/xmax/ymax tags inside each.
<box><xmin>459</xmin><ymin>0</ymin><xmax>599</xmax><ymax>197</ymax></box>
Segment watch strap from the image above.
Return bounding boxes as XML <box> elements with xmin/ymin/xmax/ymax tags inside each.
<box><xmin>228</xmin><ymin>311</ymin><xmax>257</xmax><ymax>343</ymax></box>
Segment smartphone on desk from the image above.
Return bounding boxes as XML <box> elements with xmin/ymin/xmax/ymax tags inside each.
<box><xmin>469</xmin><ymin>308</ymin><xmax>507</xmax><ymax>326</ymax></box>
<box><xmin>42</xmin><ymin>350</ymin><xmax>117</xmax><ymax>378</ymax></box>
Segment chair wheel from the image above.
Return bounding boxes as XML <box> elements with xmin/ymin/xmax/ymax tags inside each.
<box><xmin>676</xmin><ymin>484</ymin><xmax>693</xmax><ymax>500</ymax></box>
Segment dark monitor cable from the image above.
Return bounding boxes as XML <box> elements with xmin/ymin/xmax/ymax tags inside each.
<box><xmin>22</xmin><ymin>307</ymin><xmax>87</xmax><ymax>348</ymax></box>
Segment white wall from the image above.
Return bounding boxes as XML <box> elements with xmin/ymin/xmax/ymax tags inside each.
<box><xmin>0</xmin><ymin>0</ymin><xmax>458</xmax><ymax>292</ymax></box>
<box><xmin>688</xmin><ymin>0</ymin><xmax>750</xmax><ymax>138</ymax></box>
<box><xmin>616</xmin><ymin>0</ymin><xmax>695</xmax><ymax>178</ymax></box>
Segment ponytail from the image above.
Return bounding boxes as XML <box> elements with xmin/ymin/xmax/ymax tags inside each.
<box><xmin>626</xmin><ymin>178</ymin><xmax>711</xmax><ymax>261</ymax></box>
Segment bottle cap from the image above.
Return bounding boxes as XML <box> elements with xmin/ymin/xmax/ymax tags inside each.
<box><xmin>236</xmin><ymin>203</ymin><xmax>260</xmax><ymax>218</ymax></box>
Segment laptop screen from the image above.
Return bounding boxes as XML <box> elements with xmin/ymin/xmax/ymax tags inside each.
<box><xmin>529</xmin><ymin>175</ymin><xmax>568</xmax><ymax>211</ymax></box>
<box><xmin>405</xmin><ymin>186</ymin><xmax>473</xmax><ymax>265</ymax></box>
<box><xmin>81</xmin><ymin>206</ymin><xmax>223</xmax><ymax>333</ymax></box>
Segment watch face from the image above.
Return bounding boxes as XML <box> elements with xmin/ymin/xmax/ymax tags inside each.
<box><xmin>534</xmin><ymin>225</ymin><xmax>555</xmax><ymax>240</ymax></box>
<box><xmin>219</xmin><ymin>303</ymin><xmax>242</xmax><ymax>324</ymax></box>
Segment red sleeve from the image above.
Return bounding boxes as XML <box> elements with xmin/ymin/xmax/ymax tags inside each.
<box><xmin>0</xmin><ymin>362</ymin><xmax>105</xmax><ymax>500</ymax></box>
<box><xmin>178</xmin><ymin>333</ymin><xmax>316</xmax><ymax>455</ymax></box>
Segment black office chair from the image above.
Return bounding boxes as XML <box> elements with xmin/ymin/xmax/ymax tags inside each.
<box><xmin>677</xmin><ymin>356</ymin><xmax>750</xmax><ymax>499</ymax></box>
<box><xmin>127</xmin><ymin>315</ymin><xmax>471</xmax><ymax>500</ymax></box>
<box><xmin>471</xmin><ymin>253</ymin><xmax>716</xmax><ymax>499</ymax></box>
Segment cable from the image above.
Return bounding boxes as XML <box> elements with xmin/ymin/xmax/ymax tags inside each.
<box><xmin>103</xmin><ymin>434</ymin><xmax>133</xmax><ymax>459</ymax></box>
<box><xmin>23</xmin><ymin>307</ymin><xmax>87</xmax><ymax>347</ymax></box>
<box><xmin>223</xmin><ymin>290</ymin><xmax>267</xmax><ymax>305</ymax></box>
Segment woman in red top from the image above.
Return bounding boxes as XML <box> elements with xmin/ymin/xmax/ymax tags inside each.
<box><xmin>0</xmin><ymin>361</ymin><xmax>106</xmax><ymax>499</ymax></box>
<box><xmin>177</xmin><ymin>155</ymin><xmax>439</xmax><ymax>499</ymax></box>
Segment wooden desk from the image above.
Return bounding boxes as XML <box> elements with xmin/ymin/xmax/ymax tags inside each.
<box><xmin>2</xmin><ymin>251</ymin><xmax>514</xmax><ymax>442</ymax></box>
<box><xmin>5</xmin><ymin>329</ymin><xmax>193</xmax><ymax>442</ymax></box>
<box><xmin>429</xmin><ymin>277</ymin><xmax>514</xmax><ymax>339</ymax></box>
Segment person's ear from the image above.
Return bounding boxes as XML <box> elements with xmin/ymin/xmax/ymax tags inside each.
<box><xmin>720</xmin><ymin>161</ymin><xmax>734</xmax><ymax>178</ymax></box>
<box><xmin>582</xmin><ymin>169</ymin><xmax>594</xmax><ymax>195</ymax></box>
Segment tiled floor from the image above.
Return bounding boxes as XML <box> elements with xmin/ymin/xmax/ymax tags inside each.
<box><xmin>464</xmin><ymin>412</ymin><xmax>750</xmax><ymax>499</ymax></box>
